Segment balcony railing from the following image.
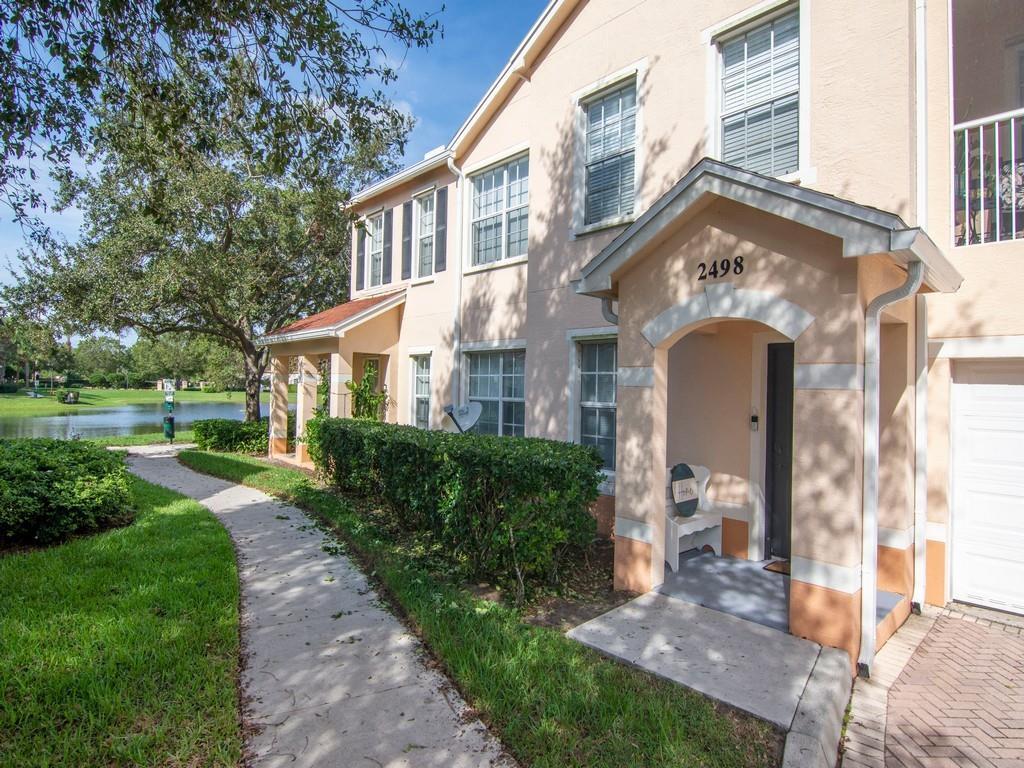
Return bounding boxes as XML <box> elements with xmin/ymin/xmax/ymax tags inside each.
<box><xmin>953</xmin><ymin>107</ymin><xmax>1024</xmax><ymax>246</ymax></box>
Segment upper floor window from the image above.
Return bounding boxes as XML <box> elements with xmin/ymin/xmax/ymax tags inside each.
<box><xmin>584</xmin><ymin>81</ymin><xmax>637</xmax><ymax>226</ymax></box>
<box><xmin>720</xmin><ymin>9</ymin><xmax>799</xmax><ymax>177</ymax></box>
<box><xmin>415</xmin><ymin>192</ymin><xmax>434</xmax><ymax>278</ymax></box>
<box><xmin>368</xmin><ymin>213</ymin><xmax>384</xmax><ymax>287</ymax></box>
<box><xmin>467</xmin><ymin>349</ymin><xmax>525</xmax><ymax>436</ymax></box>
<box><xmin>412</xmin><ymin>355</ymin><xmax>431</xmax><ymax>429</ymax></box>
<box><xmin>470</xmin><ymin>155</ymin><xmax>529</xmax><ymax>267</ymax></box>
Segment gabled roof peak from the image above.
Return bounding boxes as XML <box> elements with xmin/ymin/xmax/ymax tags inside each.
<box><xmin>576</xmin><ymin>158</ymin><xmax>962</xmax><ymax>296</ymax></box>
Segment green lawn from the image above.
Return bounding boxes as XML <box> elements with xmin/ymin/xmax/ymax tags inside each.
<box><xmin>178</xmin><ymin>450</ymin><xmax>779</xmax><ymax>768</ymax></box>
<box><xmin>0</xmin><ymin>476</ymin><xmax>242</xmax><ymax>767</ymax></box>
<box><xmin>0</xmin><ymin>387</ymin><xmax>292</xmax><ymax>417</ymax></box>
<box><xmin>85</xmin><ymin>430</ymin><xmax>196</xmax><ymax>447</ymax></box>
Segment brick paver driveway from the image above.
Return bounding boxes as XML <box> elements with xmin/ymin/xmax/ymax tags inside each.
<box><xmin>885</xmin><ymin>611</ymin><xmax>1024</xmax><ymax>767</ymax></box>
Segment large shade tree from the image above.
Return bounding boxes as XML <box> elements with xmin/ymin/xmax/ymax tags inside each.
<box><xmin>1</xmin><ymin>0</ymin><xmax>439</xmax><ymax>229</ymax></box>
<box><xmin>17</xmin><ymin>105</ymin><xmax>369</xmax><ymax>418</ymax></box>
<box><xmin>6</xmin><ymin>0</ymin><xmax>440</xmax><ymax>419</ymax></box>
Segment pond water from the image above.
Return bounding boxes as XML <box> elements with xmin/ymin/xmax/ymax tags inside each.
<box><xmin>0</xmin><ymin>401</ymin><xmax>283</xmax><ymax>440</ymax></box>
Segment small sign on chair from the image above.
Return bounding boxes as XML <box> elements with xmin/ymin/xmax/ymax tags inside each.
<box><xmin>671</xmin><ymin>463</ymin><xmax>699</xmax><ymax>518</ymax></box>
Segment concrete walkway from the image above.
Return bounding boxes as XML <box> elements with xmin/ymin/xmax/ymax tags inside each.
<box><xmin>566</xmin><ymin>590</ymin><xmax>843</xmax><ymax>730</ymax></box>
<box><xmin>125</xmin><ymin>446</ymin><xmax>511</xmax><ymax>768</ymax></box>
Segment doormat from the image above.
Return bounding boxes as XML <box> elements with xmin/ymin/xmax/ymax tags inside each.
<box><xmin>764</xmin><ymin>560</ymin><xmax>790</xmax><ymax>575</ymax></box>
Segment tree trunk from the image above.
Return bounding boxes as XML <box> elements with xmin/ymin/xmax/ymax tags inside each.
<box><xmin>242</xmin><ymin>345</ymin><xmax>267</xmax><ymax>422</ymax></box>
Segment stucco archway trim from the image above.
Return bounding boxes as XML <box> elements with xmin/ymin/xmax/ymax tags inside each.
<box><xmin>642</xmin><ymin>283</ymin><xmax>815</xmax><ymax>348</ymax></box>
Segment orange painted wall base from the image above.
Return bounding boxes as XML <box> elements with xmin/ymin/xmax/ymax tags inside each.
<box><xmin>925</xmin><ymin>539</ymin><xmax>947</xmax><ymax>607</ymax></box>
<box><xmin>613</xmin><ymin>536</ymin><xmax>652</xmax><ymax>593</ymax></box>
<box><xmin>790</xmin><ymin>579</ymin><xmax>861</xmax><ymax>673</ymax></box>
<box><xmin>592</xmin><ymin>495</ymin><xmax>615</xmax><ymax>539</ymax></box>
<box><xmin>876</xmin><ymin>595</ymin><xmax>912</xmax><ymax>651</ymax></box>
<box><xmin>721</xmin><ymin>518</ymin><xmax>749</xmax><ymax>559</ymax></box>
<box><xmin>878</xmin><ymin>543</ymin><xmax>914</xmax><ymax>596</ymax></box>
<box><xmin>270</xmin><ymin>437</ymin><xmax>288</xmax><ymax>456</ymax></box>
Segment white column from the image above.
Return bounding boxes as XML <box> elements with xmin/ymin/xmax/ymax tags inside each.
<box><xmin>295</xmin><ymin>355</ymin><xmax>318</xmax><ymax>464</ymax></box>
<box><xmin>329</xmin><ymin>352</ymin><xmax>352</xmax><ymax>418</ymax></box>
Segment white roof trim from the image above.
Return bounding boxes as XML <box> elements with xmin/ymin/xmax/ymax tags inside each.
<box><xmin>257</xmin><ymin>291</ymin><xmax>407</xmax><ymax>346</ymax></box>
<box><xmin>575</xmin><ymin>158</ymin><xmax>963</xmax><ymax>296</ymax></box>
<box><xmin>351</xmin><ymin>0</ymin><xmax>582</xmax><ymax>205</ymax></box>
<box><xmin>448</xmin><ymin>0</ymin><xmax>578</xmax><ymax>154</ymax></box>
<box><xmin>352</xmin><ymin>152</ymin><xmax>452</xmax><ymax>205</ymax></box>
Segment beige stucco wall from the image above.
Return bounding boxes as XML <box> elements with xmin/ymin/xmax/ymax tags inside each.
<box><xmin>613</xmin><ymin>201</ymin><xmax>868</xmax><ymax>573</ymax></box>
<box><xmin>923</xmin><ymin>0</ymin><xmax>1024</xmax><ymax>339</ymax></box>
<box><xmin>878</xmin><ymin>321</ymin><xmax>914</xmax><ymax>532</ymax></box>
<box><xmin>327</xmin><ymin>0</ymin><xmax>1024</xmax><ymax>641</ymax></box>
<box><xmin>666</xmin><ymin>321</ymin><xmax>756</xmax><ymax>509</ymax></box>
<box><xmin>344</xmin><ymin>0</ymin><xmax>1024</xmax><ymax>444</ymax></box>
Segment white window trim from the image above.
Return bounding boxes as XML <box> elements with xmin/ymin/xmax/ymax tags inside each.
<box><xmin>464</xmin><ymin>150</ymin><xmax>530</xmax><ymax>271</ymax></box>
<box><xmin>413</xmin><ymin>189</ymin><xmax>436</xmax><ymax>281</ymax></box>
<box><xmin>703</xmin><ymin>0</ymin><xmax>813</xmax><ymax>182</ymax></box>
<box><xmin>461</xmin><ymin>344</ymin><xmax>527</xmax><ymax>437</ymax></box>
<box><xmin>409</xmin><ymin>352</ymin><xmax>432</xmax><ymax>429</ymax></box>
<box><xmin>572</xmin><ymin>60</ymin><xmax>648</xmax><ymax>237</ymax></box>
<box><xmin>367</xmin><ymin>211</ymin><xmax>385</xmax><ymax>288</ymax></box>
<box><xmin>565</xmin><ymin>327</ymin><xmax>618</xmax><ymax>493</ymax></box>
<box><xmin>354</xmin><ymin>209</ymin><xmax>382</xmax><ymax>295</ymax></box>
<box><xmin>463</xmin><ymin>253</ymin><xmax>528</xmax><ymax>276</ymax></box>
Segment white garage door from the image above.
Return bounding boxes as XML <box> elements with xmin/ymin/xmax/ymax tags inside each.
<box><xmin>952</xmin><ymin>361</ymin><xmax>1024</xmax><ymax>615</ymax></box>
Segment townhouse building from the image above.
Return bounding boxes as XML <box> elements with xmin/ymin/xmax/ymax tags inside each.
<box><xmin>260</xmin><ymin>0</ymin><xmax>1023</xmax><ymax>673</ymax></box>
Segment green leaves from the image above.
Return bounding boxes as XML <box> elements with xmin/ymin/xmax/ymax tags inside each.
<box><xmin>1</xmin><ymin>0</ymin><xmax>439</xmax><ymax>225</ymax></box>
<box><xmin>308</xmin><ymin>418</ymin><xmax>604</xmax><ymax>601</ymax></box>
<box><xmin>0</xmin><ymin>438</ymin><xmax>133</xmax><ymax>545</ymax></box>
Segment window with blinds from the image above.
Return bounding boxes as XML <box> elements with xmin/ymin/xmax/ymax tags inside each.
<box><xmin>584</xmin><ymin>80</ymin><xmax>637</xmax><ymax>226</ymax></box>
<box><xmin>720</xmin><ymin>9</ymin><xmax>799</xmax><ymax>177</ymax></box>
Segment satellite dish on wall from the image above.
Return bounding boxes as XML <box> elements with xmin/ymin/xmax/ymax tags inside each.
<box><xmin>443</xmin><ymin>402</ymin><xmax>482</xmax><ymax>433</ymax></box>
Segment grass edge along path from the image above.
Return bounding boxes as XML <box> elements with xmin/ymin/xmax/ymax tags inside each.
<box><xmin>178</xmin><ymin>449</ymin><xmax>780</xmax><ymax>768</ymax></box>
<box><xmin>0</xmin><ymin>475</ymin><xmax>242</xmax><ymax>768</ymax></box>
<box><xmin>86</xmin><ymin>430</ymin><xmax>195</xmax><ymax>447</ymax></box>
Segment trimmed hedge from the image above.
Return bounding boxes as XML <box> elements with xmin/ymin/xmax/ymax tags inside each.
<box><xmin>306</xmin><ymin>417</ymin><xmax>602</xmax><ymax>597</ymax></box>
<box><xmin>0</xmin><ymin>439</ymin><xmax>134</xmax><ymax>545</ymax></box>
<box><xmin>193</xmin><ymin>418</ymin><xmax>270</xmax><ymax>453</ymax></box>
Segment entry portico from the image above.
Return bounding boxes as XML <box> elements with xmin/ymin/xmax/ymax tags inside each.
<box><xmin>575</xmin><ymin>159</ymin><xmax>961</xmax><ymax>666</ymax></box>
<box><xmin>259</xmin><ymin>290</ymin><xmax>407</xmax><ymax>465</ymax></box>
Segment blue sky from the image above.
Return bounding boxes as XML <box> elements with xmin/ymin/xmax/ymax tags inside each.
<box><xmin>0</xmin><ymin>0</ymin><xmax>548</xmax><ymax>284</ymax></box>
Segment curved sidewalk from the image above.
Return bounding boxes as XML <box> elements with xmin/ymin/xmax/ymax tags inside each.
<box><xmin>126</xmin><ymin>446</ymin><xmax>511</xmax><ymax>768</ymax></box>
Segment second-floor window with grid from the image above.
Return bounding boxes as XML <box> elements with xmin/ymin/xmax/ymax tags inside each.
<box><xmin>368</xmin><ymin>213</ymin><xmax>384</xmax><ymax>287</ymax></box>
<box><xmin>584</xmin><ymin>80</ymin><xmax>637</xmax><ymax>226</ymax></box>
<box><xmin>467</xmin><ymin>350</ymin><xmax>525</xmax><ymax>436</ymax></box>
<box><xmin>415</xmin><ymin>192</ymin><xmax>434</xmax><ymax>278</ymax></box>
<box><xmin>470</xmin><ymin>155</ymin><xmax>529</xmax><ymax>266</ymax></box>
<box><xmin>579</xmin><ymin>341</ymin><xmax>616</xmax><ymax>470</ymax></box>
<box><xmin>720</xmin><ymin>9</ymin><xmax>799</xmax><ymax>177</ymax></box>
<box><xmin>412</xmin><ymin>355</ymin><xmax>430</xmax><ymax>429</ymax></box>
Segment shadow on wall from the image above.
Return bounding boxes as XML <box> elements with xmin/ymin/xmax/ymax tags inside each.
<box><xmin>524</xmin><ymin>63</ymin><xmax>714</xmax><ymax>441</ymax></box>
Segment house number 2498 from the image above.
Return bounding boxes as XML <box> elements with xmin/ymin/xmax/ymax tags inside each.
<box><xmin>697</xmin><ymin>256</ymin><xmax>744</xmax><ymax>281</ymax></box>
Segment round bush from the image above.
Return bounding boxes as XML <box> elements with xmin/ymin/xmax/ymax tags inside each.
<box><xmin>0</xmin><ymin>439</ymin><xmax>134</xmax><ymax>545</ymax></box>
<box><xmin>193</xmin><ymin>418</ymin><xmax>270</xmax><ymax>453</ymax></box>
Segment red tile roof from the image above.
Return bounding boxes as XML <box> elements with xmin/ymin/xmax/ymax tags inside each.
<box><xmin>264</xmin><ymin>291</ymin><xmax>404</xmax><ymax>338</ymax></box>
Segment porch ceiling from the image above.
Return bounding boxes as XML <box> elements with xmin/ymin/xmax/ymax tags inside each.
<box><xmin>257</xmin><ymin>290</ymin><xmax>406</xmax><ymax>348</ymax></box>
<box><xmin>574</xmin><ymin>158</ymin><xmax>963</xmax><ymax>298</ymax></box>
